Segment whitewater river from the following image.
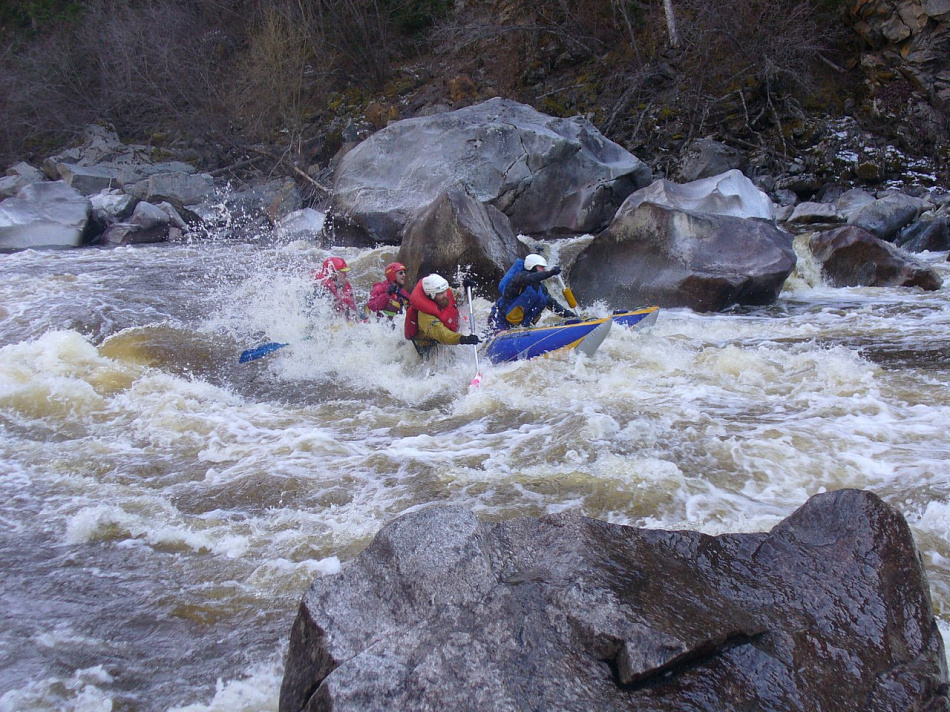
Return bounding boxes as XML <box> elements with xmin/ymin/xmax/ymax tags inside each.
<box><xmin>1</xmin><ymin>232</ymin><xmax>949</xmax><ymax>711</ymax></box>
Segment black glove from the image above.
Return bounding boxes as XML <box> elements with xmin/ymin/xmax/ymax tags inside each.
<box><xmin>462</xmin><ymin>276</ymin><xmax>476</xmax><ymax>289</ymax></box>
<box><xmin>547</xmin><ymin>265</ymin><xmax>562</xmax><ymax>278</ymax></box>
<box><xmin>387</xmin><ymin>282</ymin><xmax>399</xmax><ymax>295</ymax></box>
<box><xmin>564</xmin><ymin>309</ymin><xmax>577</xmax><ymax>319</ymax></box>
<box><xmin>459</xmin><ymin>334</ymin><xmax>480</xmax><ymax>345</ymax></box>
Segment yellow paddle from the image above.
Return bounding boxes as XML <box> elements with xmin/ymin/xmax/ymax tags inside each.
<box><xmin>557</xmin><ymin>274</ymin><xmax>578</xmax><ymax>309</ymax></box>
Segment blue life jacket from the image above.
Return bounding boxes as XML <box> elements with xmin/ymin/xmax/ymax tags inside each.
<box><xmin>491</xmin><ymin>259</ymin><xmax>550</xmax><ymax>330</ymax></box>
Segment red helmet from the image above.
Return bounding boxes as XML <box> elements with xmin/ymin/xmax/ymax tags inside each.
<box><xmin>313</xmin><ymin>256</ymin><xmax>350</xmax><ymax>282</ymax></box>
<box><xmin>385</xmin><ymin>262</ymin><xmax>407</xmax><ymax>282</ymax></box>
<box><xmin>323</xmin><ymin>256</ymin><xmax>349</xmax><ymax>273</ymax></box>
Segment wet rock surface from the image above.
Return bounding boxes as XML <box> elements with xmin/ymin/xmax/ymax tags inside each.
<box><xmin>328</xmin><ymin>98</ymin><xmax>653</xmax><ymax>245</ymax></box>
<box><xmin>279</xmin><ymin>489</ymin><xmax>949</xmax><ymax>712</ymax></box>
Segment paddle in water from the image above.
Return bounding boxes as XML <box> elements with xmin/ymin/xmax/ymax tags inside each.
<box><xmin>466</xmin><ymin>285</ymin><xmax>482</xmax><ymax>389</ymax></box>
<box><xmin>239</xmin><ymin>341</ymin><xmax>289</xmax><ymax>363</ymax></box>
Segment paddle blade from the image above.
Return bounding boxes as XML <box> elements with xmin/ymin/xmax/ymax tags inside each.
<box><xmin>575</xmin><ymin>319</ymin><xmax>611</xmax><ymax>357</ymax></box>
<box><xmin>239</xmin><ymin>342</ymin><xmax>288</xmax><ymax>363</ymax></box>
<box><xmin>469</xmin><ymin>371</ymin><xmax>482</xmax><ymax>389</ymax></box>
<box><xmin>556</xmin><ymin>275</ymin><xmax>578</xmax><ymax>309</ymax></box>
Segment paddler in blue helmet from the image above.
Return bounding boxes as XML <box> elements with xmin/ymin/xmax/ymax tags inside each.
<box><xmin>489</xmin><ymin>254</ymin><xmax>577</xmax><ymax>331</ymax></box>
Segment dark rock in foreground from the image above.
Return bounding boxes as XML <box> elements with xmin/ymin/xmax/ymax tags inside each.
<box><xmin>279</xmin><ymin>490</ymin><xmax>949</xmax><ymax>712</ymax></box>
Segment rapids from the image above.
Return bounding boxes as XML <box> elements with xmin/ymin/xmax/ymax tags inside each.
<box><xmin>1</xmin><ymin>235</ymin><xmax>949</xmax><ymax>711</ymax></box>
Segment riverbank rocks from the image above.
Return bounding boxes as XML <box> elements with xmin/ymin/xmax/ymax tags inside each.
<box><xmin>279</xmin><ymin>490</ymin><xmax>948</xmax><ymax>712</ymax></box>
<box><xmin>847</xmin><ymin>193</ymin><xmax>928</xmax><ymax>240</ymax></box>
<box><xmin>570</xmin><ymin>171</ymin><xmax>794</xmax><ymax>312</ymax></box>
<box><xmin>0</xmin><ymin>162</ymin><xmax>46</xmax><ymax>199</ymax></box>
<box><xmin>327</xmin><ymin>98</ymin><xmax>652</xmax><ymax>245</ymax></box>
<box><xmin>0</xmin><ymin>181</ymin><xmax>91</xmax><ymax>251</ymax></box>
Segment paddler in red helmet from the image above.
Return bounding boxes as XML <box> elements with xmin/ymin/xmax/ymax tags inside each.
<box><xmin>366</xmin><ymin>261</ymin><xmax>411</xmax><ymax>320</ymax></box>
<box><xmin>404</xmin><ymin>273</ymin><xmax>479</xmax><ymax>358</ymax></box>
<box><xmin>311</xmin><ymin>256</ymin><xmax>361</xmax><ymax>321</ymax></box>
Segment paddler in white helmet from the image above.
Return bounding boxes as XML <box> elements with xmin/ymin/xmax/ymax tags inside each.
<box><xmin>489</xmin><ymin>254</ymin><xmax>576</xmax><ymax>331</ymax></box>
<box><xmin>404</xmin><ymin>273</ymin><xmax>479</xmax><ymax>357</ymax></box>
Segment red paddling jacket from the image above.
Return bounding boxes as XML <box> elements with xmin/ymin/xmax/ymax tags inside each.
<box><xmin>312</xmin><ymin>270</ymin><xmax>359</xmax><ymax>320</ymax></box>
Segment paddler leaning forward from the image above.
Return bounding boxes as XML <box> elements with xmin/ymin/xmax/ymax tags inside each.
<box><xmin>405</xmin><ymin>273</ymin><xmax>480</xmax><ymax>358</ymax></box>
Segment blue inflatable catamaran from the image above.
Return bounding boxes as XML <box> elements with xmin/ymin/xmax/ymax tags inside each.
<box><xmin>480</xmin><ymin>306</ymin><xmax>659</xmax><ymax>364</ymax></box>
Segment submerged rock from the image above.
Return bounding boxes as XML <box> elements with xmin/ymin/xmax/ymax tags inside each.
<box><xmin>279</xmin><ymin>490</ymin><xmax>948</xmax><ymax>712</ymax></box>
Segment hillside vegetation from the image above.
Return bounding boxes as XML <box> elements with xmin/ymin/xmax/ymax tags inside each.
<box><xmin>0</xmin><ymin>0</ymin><xmax>940</xmax><ymax>186</ymax></box>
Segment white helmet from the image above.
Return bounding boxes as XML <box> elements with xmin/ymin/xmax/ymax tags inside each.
<box><xmin>422</xmin><ymin>274</ymin><xmax>450</xmax><ymax>298</ymax></box>
<box><xmin>524</xmin><ymin>254</ymin><xmax>547</xmax><ymax>271</ymax></box>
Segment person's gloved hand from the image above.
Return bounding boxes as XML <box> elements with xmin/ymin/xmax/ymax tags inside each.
<box><xmin>459</xmin><ymin>334</ymin><xmax>480</xmax><ymax>345</ymax></box>
<box><xmin>462</xmin><ymin>276</ymin><xmax>476</xmax><ymax>289</ymax></box>
<box><xmin>564</xmin><ymin>309</ymin><xmax>578</xmax><ymax>319</ymax></box>
<box><xmin>547</xmin><ymin>265</ymin><xmax>562</xmax><ymax>277</ymax></box>
<box><xmin>387</xmin><ymin>282</ymin><xmax>399</xmax><ymax>295</ymax></box>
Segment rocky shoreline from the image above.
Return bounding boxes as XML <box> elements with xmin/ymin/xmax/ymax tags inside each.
<box><xmin>1</xmin><ymin>100</ymin><xmax>944</xmax><ymax>313</ymax></box>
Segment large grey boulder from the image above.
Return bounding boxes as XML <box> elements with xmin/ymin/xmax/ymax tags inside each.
<box><xmin>570</xmin><ymin>201</ymin><xmax>795</xmax><ymax>312</ymax></box>
<box><xmin>57</xmin><ymin>163</ymin><xmax>122</xmax><ymax>195</ymax></box>
<box><xmin>0</xmin><ymin>181</ymin><xmax>91</xmax><ymax>251</ymax></box>
<box><xmin>568</xmin><ymin>170</ymin><xmax>791</xmax><ymax>312</ymax></box>
<box><xmin>804</xmin><ymin>225</ymin><xmax>943</xmax><ymax>290</ymax></box>
<box><xmin>279</xmin><ymin>490</ymin><xmax>948</xmax><ymax>712</ymax></box>
<box><xmin>397</xmin><ymin>186</ymin><xmax>525</xmax><ymax>289</ymax></box>
<box><xmin>329</xmin><ymin>98</ymin><xmax>652</xmax><ymax>245</ymax></box>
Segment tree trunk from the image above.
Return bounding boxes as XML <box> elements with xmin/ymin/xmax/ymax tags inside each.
<box><xmin>663</xmin><ymin>0</ymin><xmax>680</xmax><ymax>48</ymax></box>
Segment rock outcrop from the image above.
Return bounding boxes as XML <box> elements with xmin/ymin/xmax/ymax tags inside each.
<box><xmin>397</xmin><ymin>186</ymin><xmax>525</xmax><ymax>289</ymax></box>
<box><xmin>328</xmin><ymin>98</ymin><xmax>653</xmax><ymax>245</ymax></box>
<box><xmin>570</xmin><ymin>171</ymin><xmax>795</xmax><ymax>312</ymax></box>
<box><xmin>279</xmin><ymin>490</ymin><xmax>948</xmax><ymax>712</ymax></box>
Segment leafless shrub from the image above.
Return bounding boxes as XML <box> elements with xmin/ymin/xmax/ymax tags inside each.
<box><xmin>82</xmin><ymin>0</ymin><xmax>233</xmax><ymax>139</ymax></box>
<box><xmin>0</xmin><ymin>23</ymin><xmax>99</xmax><ymax>162</ymax></box>
<box><xmin>670</xmin><ymin>0</ymin><xmax>843</xmax><ymax>134</ymax></box>
<box><xmin>226</xmin><ymin>3</ymin><xmax>332</xmax><ymax>140</ymax></box>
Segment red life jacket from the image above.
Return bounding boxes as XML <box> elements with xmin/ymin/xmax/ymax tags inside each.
<box><xmin>404</xmin><ymin>281</ymin><xmax>459</xmax><ymax>340</ymax></box>
<box><xmin>312</xmin><ymin>270</ymin><xmax>358</xmax><ymax>316</ymax></box>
